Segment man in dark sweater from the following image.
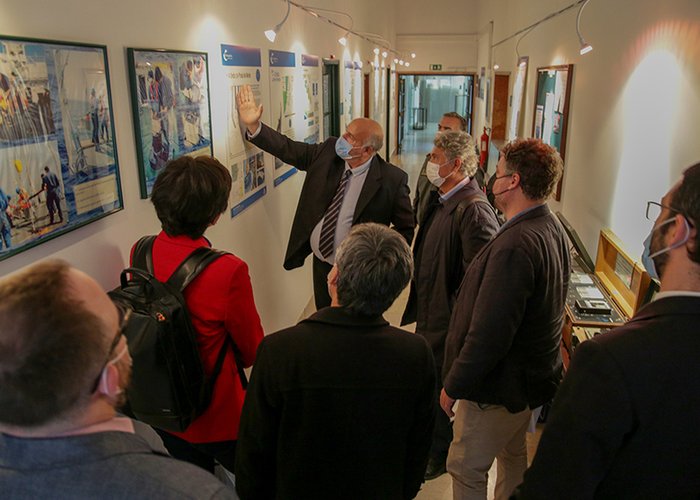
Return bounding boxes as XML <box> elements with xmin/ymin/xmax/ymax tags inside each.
<box><xmin>441</xmin><ymin>139</ymin><xmax>570</xmax><ymax>499</ymax></box>
<box><xmin>235</xmin><ymin>223</ymin><xmax>435</xmax><ymax>500</ymax></box>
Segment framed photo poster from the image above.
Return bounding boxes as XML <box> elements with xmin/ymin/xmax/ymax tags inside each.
<box><xmin>532</xmin><ymin>64</ymin><xmax>573</xmax><ymax>200</ymax></box>
<box><xmin>0</xmin><ymin>35</ymin><xmax>123</xmax><ymax>262</ymax></box>
<box><xmin>127</xmin><ymin>48</ymin><xmax>213</xmax><ymax>197</ymax></box>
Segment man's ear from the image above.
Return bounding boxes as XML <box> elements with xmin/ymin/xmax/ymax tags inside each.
<box><xmin>98</xmin><ymin>364</ymin><xmax>121</xmax><ymax>398</ymax></box>
<box><xmin>670</xmin><ymin>213</ymin><xmax>694</xmax><ymax>248</ymax></box>
<box><xmin>327</xmin><ymin>265</ymin><xmax>339</xmax><ymax>287</ymax></box>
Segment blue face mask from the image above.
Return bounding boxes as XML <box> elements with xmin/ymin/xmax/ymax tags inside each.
<box><xmin>641</xmin><ymin>217</ymin><xmax>690</xmax><ymax>280</ymax></box>
<box><xmin>335</xmin><ymin>136</ymin><xmax>361</xmax><ymax>160</ymax></box>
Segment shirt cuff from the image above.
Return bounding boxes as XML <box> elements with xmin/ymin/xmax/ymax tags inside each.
<box><xmin>246</xmin><ymin>123</ymin><xmax>262</xmax><ymax>139</ymax></box>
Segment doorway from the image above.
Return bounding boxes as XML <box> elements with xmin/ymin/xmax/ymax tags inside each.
<box><xmin>322</xmin><ymin>60</ymin><xmax>340</xmax><ymax>139</ymax></box>
<box><xmin>396</xmin><ymin>73</ymin><xmax>475</xmax><ymax>155</ymax></box>
<box><xmin>491</xmin><ymin>73</ymin><xmax>510</xmax><ymax>141</ymax></box>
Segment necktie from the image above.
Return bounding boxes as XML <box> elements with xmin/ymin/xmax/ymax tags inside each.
<box><xmin>319</xmin><ymin>170</ymin><xmax>352</xmax><ymax>258</ymax></box>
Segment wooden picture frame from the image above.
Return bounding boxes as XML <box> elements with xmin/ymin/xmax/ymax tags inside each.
<box><xmin>532</xmin><ymin>64</ymin><xmax>573</xmax><ymax>200</ymax></box>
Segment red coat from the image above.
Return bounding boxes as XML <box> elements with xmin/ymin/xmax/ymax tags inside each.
<box><xmin>132</xmin><ymin>231</ymin><xmax>264</xmax><ymax>443</ymax></box>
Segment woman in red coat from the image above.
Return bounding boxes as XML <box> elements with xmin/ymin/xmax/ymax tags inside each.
<box><xmin>138</xmin><ymin>155</ymin><xmax>264</xmax><ymax>473</ymax></box>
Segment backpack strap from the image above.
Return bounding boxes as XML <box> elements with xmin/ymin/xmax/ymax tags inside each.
<box><xmin>167</xmin><ymin>247</ymin><xmax>250</xmax><ymax>391</ymax></box>
<box><xmin>454</xmin><ymin>191</ymin><xmax>499</xmax><ymax>228</ymax></box>
<box><xmin>132</xmin><ymin>235</ymin><xmax>157</xmax><ymax>272</ymax></box>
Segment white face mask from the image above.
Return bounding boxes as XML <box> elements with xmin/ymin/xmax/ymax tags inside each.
<box><xmin>426</xmin><ymin>160</ymin><xmax>454</xmax><ymax>188</ymax></box>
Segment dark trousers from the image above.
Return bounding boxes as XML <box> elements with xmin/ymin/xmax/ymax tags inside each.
<box><xmin>155</xmin><ymin>428</ymin><xmax>237</xmax><ymax>474</ymax></box>
<box><xmin>312</xmin><ymin>255</ymin><xmax>333</xmax><ymax>310</ymax></box>
<box><xmin>431</xmin><ymin>366</ymin><xmax>453</xmax><ymax>460</ymax></box>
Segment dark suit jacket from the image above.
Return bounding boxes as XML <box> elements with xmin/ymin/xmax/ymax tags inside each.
<box><xmin>235</xmin><ymin>307</ymin><xmax>436</xmax><ymax>500</ymax></box>
<box><xmin>516</xmin><ymin>296</ymin><xmax>700</xmax><ymax>499</ymax></box>
<box><xmin>443</xmin><ymin>204</ymin><xmax>570</xmax><ymax>412</ymax></box>
<box><xmin>402</xmin><ymin>179</ymin><xmax>500</xmax><ymax>369</ymax></box>
<box><xmin>249</xmin><ymin>124</ymin><xmax>415</xmax><ymax>269</ymax></box>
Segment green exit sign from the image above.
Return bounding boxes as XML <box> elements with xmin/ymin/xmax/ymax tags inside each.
<box><xmin>430</xmin><ymin>64</ymin><xmax>442</xmax><ymax>71</ymax></box>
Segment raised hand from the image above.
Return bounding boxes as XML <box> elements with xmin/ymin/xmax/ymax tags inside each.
<box><xmin>236</xmin><ymin>84</ymin><xmax>263</xmax><ymax>133</ymax></box>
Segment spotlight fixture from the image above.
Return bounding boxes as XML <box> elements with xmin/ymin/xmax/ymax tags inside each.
<box><xmin>411</xmin><ymin>52</ymin><xmax>416</xmax><ymax>59</ymax></box>
<box><xmin>399</xmin><ymin>59</ymin><xmax>405</xmax><ymax>66</ymax></box>
<box><xmin>393</xmin><ymin>58</ymin><xmax>399</xmax><ymax>64</ymax></box>
<box><xmin>405</xmin><ymin>62</ymin><xmax>410</xmax><ymax>67</ymax></box>
<box><xmin>373</xmin><ymin>47</ymin><xmax>380</xmax><ymax>55</ymax></box>
<box><xmin>264</xmin><ymin>0</ymin><xmax>290</xmax><ymax>43</ymax></box>
<box><xmin>493</xmin><ymin>63</ymin><xmax>500</xmax><ymax>70</ymax></box>
<box><xmin>576</xmin><ymin>0</ymin><xmax>594</xmax><ymax>55</ymax></box>
<box><xmin>382</xmin><ymin>51</ymin><xmax>388</xmax><ymax>58</ymax></box>
<box><xmin>338</xmin><ymin>33</ymin><xmax>349</xmax><ymax>46</ymax></box>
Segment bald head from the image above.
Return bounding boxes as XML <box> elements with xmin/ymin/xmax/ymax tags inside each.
<box><xmin>347</xmin><ymin>118</ymin><xmax>384</xmax><ymax>152</ymax></box>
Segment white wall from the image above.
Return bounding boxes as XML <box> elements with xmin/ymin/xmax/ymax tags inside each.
<box><xmin>0</xmin><ymin>0</ymin><xmax>398</xmax><ymax>333</ymax></box>
<box><xmin>475</xmin><ymin>0</ymin><xmax>700</xmax><ymax>262</ymax></box>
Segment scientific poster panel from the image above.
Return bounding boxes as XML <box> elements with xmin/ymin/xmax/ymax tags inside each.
<box><xmin>301</xmin><ymin>54</ymin><xmax>321</xmax><ymax>145</ymax></box>
<box><xmin>0</xmin><ymin>37</ymin><xmax>122</xmax><ymax>261</ymax></box>
<box><xmin>268</xmin><ymin>49</ymin><xmax>297</xmax><ymax>187</ymax></box>
<box><xmin>353</xmin><ymin>62</ymin><xmax>362</xmax><ymax>120</ymax></box>
<box><xmin>342</xmin><ymin>61</ymin><xmax>354</xmax><ymax>130</ymax></box>
<box><xmin>221</xmin><ymin>44</ymin><xmax>267</xmax><ymax>217</ymax></box>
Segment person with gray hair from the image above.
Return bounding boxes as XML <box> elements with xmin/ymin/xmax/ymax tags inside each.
<box><xmin>0</xmin><ymin>260</ymin><xmax>236</xmax><ymax>499</ymax></box>
<box><xmin>414</xmin><ymin>112</ymin><xmax>485</xmax><ymax>226</ymax></box>
<box><xmin>235</xmin><ymin>223</ymin><xmax>435</xmax><ymax>500</ymax></box>
<box><xmin>402</xmin><ymin>130</ymin><xmax>500</xmax><ymax>481</ymax></box>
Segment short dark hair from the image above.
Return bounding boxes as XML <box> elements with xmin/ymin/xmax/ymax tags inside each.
<box><xmin>442</xmin><ymin>112</ymin><xmax>468</xmax><ymax>132</ymax></box>
<box><xmin>335</xmin><ymin>223</ymin><xmax>413</xmax><ymax>316</ymax></box>
<box><xmin>0</xmin><ymin>260</ymin><xmax>106</xmax><ymax>427</ymax></box>
<box><xmin>151</xmin><ymin>156</ymin><xmax>232</xmax><ymax>239</ymax></box>
<box><xmin>670</xmin><ymin>162</ymin><xmax>700</xmax><ymax>264</ymax></box>
<box><xmin>501</xmin><ymin>138</ymin><xmax>563</xmax><ymax>201</ymax></box>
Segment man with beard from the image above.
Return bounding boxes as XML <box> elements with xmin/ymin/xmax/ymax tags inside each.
<box><xmin>440</xmin><ymin>139</ymin><xmax>570</xmax><ymax>500</ymax></box>
<box><xmin>515</xmin><ymin>163</ymin><xmax>700</xmax><ymax>499</ymax></box>
<box><xmin>0</xmin><ymin>260</ymin><xmax>236</xmax><ymax>499</ymax></box>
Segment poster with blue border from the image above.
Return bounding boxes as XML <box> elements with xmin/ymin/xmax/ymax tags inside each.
<box><xmin>127</xmin><ymin>48</ymin><xmax>213</xmax><ymax>198</ymax></box>
<box><xmin>0</xmin><ymin>35</ymin><xmax>122</xmax><ymax>261</ymax></box>
<box><xmin>221</xmin><ymin>44</ymin><xmax>266</xmax><ymax>217</ymax></box>
<box><xmin>302</xmin><ymin>54</ymin><xmax>321</xmax><ymax>146</ymax></box>
<box><xmin>268</xmin><ymin>49</ymin><xmax>297</xmax><ymax>187</ymax></box>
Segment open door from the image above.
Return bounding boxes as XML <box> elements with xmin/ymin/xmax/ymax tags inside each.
<box><xmin>492</xmin><ymin>73</ymin><xmax>510</xmax><ymax>141</ymax></box>
<box><xmin>322</xmin><ymin>60</ymin><xmax>340</xmax><ymax>138</ymax></box>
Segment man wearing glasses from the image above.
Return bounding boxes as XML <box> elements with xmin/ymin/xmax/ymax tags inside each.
<box><xmin>0</xmin><ymin>260</ymin><xmax>236</xmax><ymax>499</ymax></box>
<box><xmin>515</xmin><ymin>163</ymin><xmax>700</xmax><ymax>498</ymax></box>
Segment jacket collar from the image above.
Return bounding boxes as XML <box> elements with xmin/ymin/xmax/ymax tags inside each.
<box><xmin>303</xmin><ymin>306</ymin><xmax>389</xmax><ymax>329</ymax></box>
<box><xmin>440</xmin><ymin>177</ymin><xmax>483</xmax><ymax>212</ymax></box>
<box><xmin>630</xmin><ymin>295</ymin><xmax>700</xmax><ymax>322</ymax></box>
<box><xmin>353</xmin><ymin>155</ymin><xmax>384</xmax><ymax>221</ymax></box>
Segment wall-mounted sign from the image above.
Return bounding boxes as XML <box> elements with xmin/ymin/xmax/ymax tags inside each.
<box><xmin>430</xmin><ymin>64</ymin><xmax>442</xmax><ymax>71</ymax></box>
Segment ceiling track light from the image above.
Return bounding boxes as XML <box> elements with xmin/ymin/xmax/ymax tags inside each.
<box><xmin>576</xmin><ymin>0</ymin><xmax>593</xmax><ymax>55</ymax></box>
<box><xmin>264</xmin><ymin>0</ymin><xmax>291</xmax><ymax>42</ymax></box>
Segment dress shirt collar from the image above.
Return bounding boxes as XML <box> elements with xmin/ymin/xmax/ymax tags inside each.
<box><xmin>346</xmin><ymin>155</ymin><xmax>373</xmax><ymax>176</ymax></box>
<box><xmin>499</xmin><ymin>203</ymin><xmax>546</xmax><ymax>232</ymax></box>
<box><xmin>439</xmin><ymin>176</ymin><xmax>471</xmax><ymax>203</ymax></box>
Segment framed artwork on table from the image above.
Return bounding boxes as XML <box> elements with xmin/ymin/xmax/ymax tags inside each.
<box><xmin>0</xmin><ymin>34</ymin><xmax>123</xmax><ymax>261</ymax></box>
<box><xmin>127</xmin><ymin>48</ymin><xmax>213</xmax><ymax>197</ymax></box>
<box><xmin>532</xmin><ymin>64</ymin><xmax>573</xmax><ymax>201</ymax></box>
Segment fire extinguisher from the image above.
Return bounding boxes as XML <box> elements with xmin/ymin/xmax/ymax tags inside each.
<box><xmin>480</xmin><ymin>127</ymin><xmax>490</xmax><ymax>168</ymax></box>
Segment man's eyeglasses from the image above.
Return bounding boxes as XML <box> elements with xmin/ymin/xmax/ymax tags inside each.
<box><xmin>646</xmin><ymin>201</ymin><xmax>681</xmax><ymax>222</ymax></box>
<box><xmin>90</xmin><ymin>303</ymin><xmax>131</xmax><ymax>394</ymax></box>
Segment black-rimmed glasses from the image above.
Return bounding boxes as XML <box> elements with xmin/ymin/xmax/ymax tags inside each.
<box><xmin>645</xmin><ymin>201</ymin><xmax>681</xmax><ymax>222</ymax></box>
<box><xmin>89</xmin><ymin>304</ymin><xmax>131</xmax><ymax>393</ymax></box>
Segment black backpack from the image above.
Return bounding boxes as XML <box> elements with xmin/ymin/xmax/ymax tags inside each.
<box><xmin>109</xmin><ymin>236</ymin><xmax>247</xmax><ymax>433</ymax></box>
